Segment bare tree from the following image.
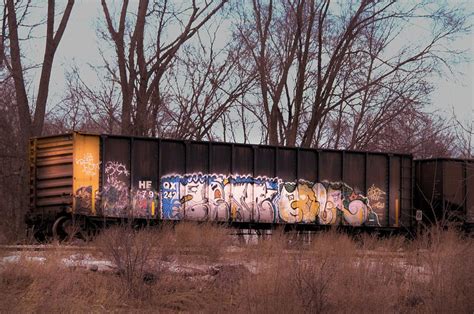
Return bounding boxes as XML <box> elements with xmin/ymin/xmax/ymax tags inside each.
<box><xmin>52</xmin><ymin>65</ymin><xmax>122</xmax><ymax>134</ymax></box>
<box><xmin>0</xmin><ymin>76</ymin><xmax>23</xmax><ymax>241</ymax></box>
<box><xmin>233</xmin><ymin>0</ymin><xmax>470</xmax><ymax>149</ymax></box>
<box><xmin>452</xmin><ymin>109</ymin><xmax>473</xmax><ymax>158</ymax></box>
<box><xmin>99</xmin><ymin>0</ymin><xmax>228</xmax><ymax>136</ymax></box>
<box><xmin>164</xmin><ymin>22</ymin><xmax>254</xmax><ymax>140</ymax></box>
<box><xmin>2</xmin><ymin>0</ymin><xmax>74</xmax><ymax>138</ymax></box>
<box><xmin>1</xmin><ymin>0</ymin><xmax>74</xmax><ymax>233</ymax></box>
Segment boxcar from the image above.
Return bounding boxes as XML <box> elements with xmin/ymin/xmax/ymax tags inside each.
<box><xmin>415</xmin><ymin>158</ymin><xmax>474</xmax><ymax>230</ymax></box>
<box><xmin>27</xmin><ymin>132</ymin><xmax>414</xmax><ymax>238</ymax></box>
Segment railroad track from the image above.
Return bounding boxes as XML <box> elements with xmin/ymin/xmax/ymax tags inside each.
<box><xmin>0</xmin><ymin>244</ymin><xmax>96</xmax><ymax>252</ymax></box>
<box><xmin>0</xmin><ymin>243</ymin><xmax>409</xmax><ymax>259</ymax></box>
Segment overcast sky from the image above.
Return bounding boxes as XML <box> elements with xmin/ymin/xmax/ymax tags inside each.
<box><xmin>23</xmin><ymin>0</ymin><xmax>474</xmax><ymax>127</ymax></box>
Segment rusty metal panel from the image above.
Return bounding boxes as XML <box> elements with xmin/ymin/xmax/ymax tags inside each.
<box><xmin>31</xmin><ymin>134</ymin><xmax>74</xmax><ymax>212</ymax></box>
<box><xmin>73</xmin><ymin>133</ymin><xmax>100</xmax><ymax>216</ymax></box>
<box><xmin>37</xmin><ymin>177</ymin><xmax>72</xmax><ymax>189</ymax></box>
<box><xmin>36</xmin><ymin>155</ymin><xmax>73</xmax><ymax>167</ymax></box>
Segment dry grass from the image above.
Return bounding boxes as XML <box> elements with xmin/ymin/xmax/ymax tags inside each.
<box><xmin>0</xmin><ymin>225</ymin><xmax>473</xmax><ymax>313</ymax></box>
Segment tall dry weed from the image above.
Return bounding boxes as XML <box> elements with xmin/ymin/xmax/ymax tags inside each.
<box><xmin>1</xmin><ymin>225</ymin><xmax>473</xmax><ymax>312</ymax></box>
<box><xmin>95</xmin><ymin>225</ymin><xmax>160</xmax><ymax>298</ymax></box>
<box><xmin>173</xmin><ymin>222</ymin><xmax>228</xmax><ymax>262</ymax></box>
<box><xmin>414</xmin><ymin>228</ymin><xmax>474</xmax><ymax>312</ymax></box>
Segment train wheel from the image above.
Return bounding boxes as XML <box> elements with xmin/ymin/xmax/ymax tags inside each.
<box><xmin>52</xmin><ymin>216</ymin><xmax>78</xmax><ymax>241</ymax></box>
<box><xmin>31</xmin><ymin>225</ymin><xmax>47</xmax><ymax>243</ymax></box>
<box><xmin>52</xmin><ymin>216</ymin><xmax>72</xmax><ymax>241</ymax></box>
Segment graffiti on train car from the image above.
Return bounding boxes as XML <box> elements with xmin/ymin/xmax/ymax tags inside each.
<box><xmin>76</xmin><ymin>153</ymin><xmax>100</xmax><ymax>176</ymax></box>
<box><xmin>74</xmin><ymin>153</ymin><xmax>100</xmax><ymax>214</ymax></box>
<box><xmin>367</xmin><ymin>185</ymin><xmax>386</xmax><ymax>211</ymax></box>
<box><xmin>102</xmin><ymin>161</ymin><xmax>130</xmax><ymax>217</ymax></box>
<box><xmin>160</xmin><ymin>173</ymin><xmax>382</xmax><ymax>226</ymax></box>
<box><xmin>74</xmin><ymin>186</ymin><xmax>93</xmax><ymax>214</ymax></box>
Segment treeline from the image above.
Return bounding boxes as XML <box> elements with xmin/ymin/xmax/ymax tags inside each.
<box><xmin>0</xmin><ymin>0</ymin><xmax>472</xmax><ymax>239</ymax></box>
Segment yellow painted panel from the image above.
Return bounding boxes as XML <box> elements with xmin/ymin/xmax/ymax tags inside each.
<box><xmin>73</xmin><ymin>133</ymin><xmax>100</xmax><ymax>215</ymax></box>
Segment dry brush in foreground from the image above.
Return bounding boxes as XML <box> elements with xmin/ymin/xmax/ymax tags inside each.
<box><xmin>0</xmin><ymin>225</ymin><xmax>473</xmax><ymax>313</ymax></box>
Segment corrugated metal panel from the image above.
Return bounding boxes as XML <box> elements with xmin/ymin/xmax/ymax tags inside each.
<box><xmin>31</xmin><ymin>134</ymin><xmax>74</xmax><ymax>212</ymax></box>
<box><xmin>37</xmin><ymin>177</ymin><xmax>72</xmax><ymax>189</ymax></box>
<box><xmin>37</xmin><ymin>197</ymin><xmax>71</xmax><ymax>207</ymax></box>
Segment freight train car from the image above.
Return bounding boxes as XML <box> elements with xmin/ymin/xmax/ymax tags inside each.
<box><xmin>415</xmin><ymin>158</ymin><xmax>474</xmax><ymax>231</ymax></box>
<box><xmin>27</xmin><ymin>132</ymin><xmax>414</xmax><ymax>239</ymax></box>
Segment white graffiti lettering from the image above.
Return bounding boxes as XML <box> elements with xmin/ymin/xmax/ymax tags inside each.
<box><xmin>76</xmin><ymin>153</ymin><xmax>100</xmax><ymax>176</ymax></box>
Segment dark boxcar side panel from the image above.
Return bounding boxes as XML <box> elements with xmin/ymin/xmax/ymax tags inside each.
<box><xmin>298</xmin><ymin>149</ymin><xmax>317</xmax><ymax>182</ymax></box>
<box><xmin>389</xmin><ymin>157</ymin><xmax>401</xmax><ymax>227</ymax></box>
<box><xmin>256</xmin><ymin>146</ymin><xmax>276</xmax><ymax>178</ymax></box>
<box><xmin>467</xmin><ymin>162</ymin><xmax>474</xmax><ymax>224</ymax></box>
<box><xmin>102</xmin><ymin>137</ymin><xmax>131</xmax><ymax>217</ymax></box>
<box><xmin>443</xmin><ymin>161</ymin><xmax>464</xmax><ymax>217</ymax></box>
<box><xmin>161</xmin><ymin>140</ymin><xmax>185</xmax><ymax>174</ymax></box>
<box><xmin>400</xmin><ymin>157</ymin><xmax>413</xmax><ymax>228</ymax></box>
<box><xmin>319</xmin><ymin>151</ymin><xmax>342</xmax><ymax>182</ymax></box>
<box><xmin>131</xmin><ymin>139</ymin><xmax>158</xmax><ymax>218</ymax></box>
<box><xmin>415</xmin><ymin>159</ymin><xmax>473</xmax><ymax>226</ymax></box>
<box><xmin>211</xmin><ymin>143</ymin><xmax>232</xmax><ymax>174</ymax></box>
<box><xmin>366</xmin><ymin>154</ymin><xmax>388</xmax><ymax>226</ymax></box>
<box><xmin>278</xmin><ymin>148</ymin><xmax>297</xmax><ymax>181</ymax></box>
<box><xmin>415</xmin><ymin>161</ymin><xmax>440</xmax><ymax>224</ymax></box>
<box><xmin>234</xmin><ymin>145</ymin><xmax>254</xmax><ymax>175</ymax></box>
<box><xmin>343</xmin><ymin>153</ymin><xmax>365</xmax><ymax>194</ymax></box>
<box><xmin>188</xmin><ymin>142</ymin><xmax>209</xmax><ymax>174</ymax></box>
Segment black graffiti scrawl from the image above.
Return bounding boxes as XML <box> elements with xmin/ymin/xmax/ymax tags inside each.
<box><xmin>102</xmin><ymin>161</ymin><xmax>130</xmax><ymax>217</ymax></box>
